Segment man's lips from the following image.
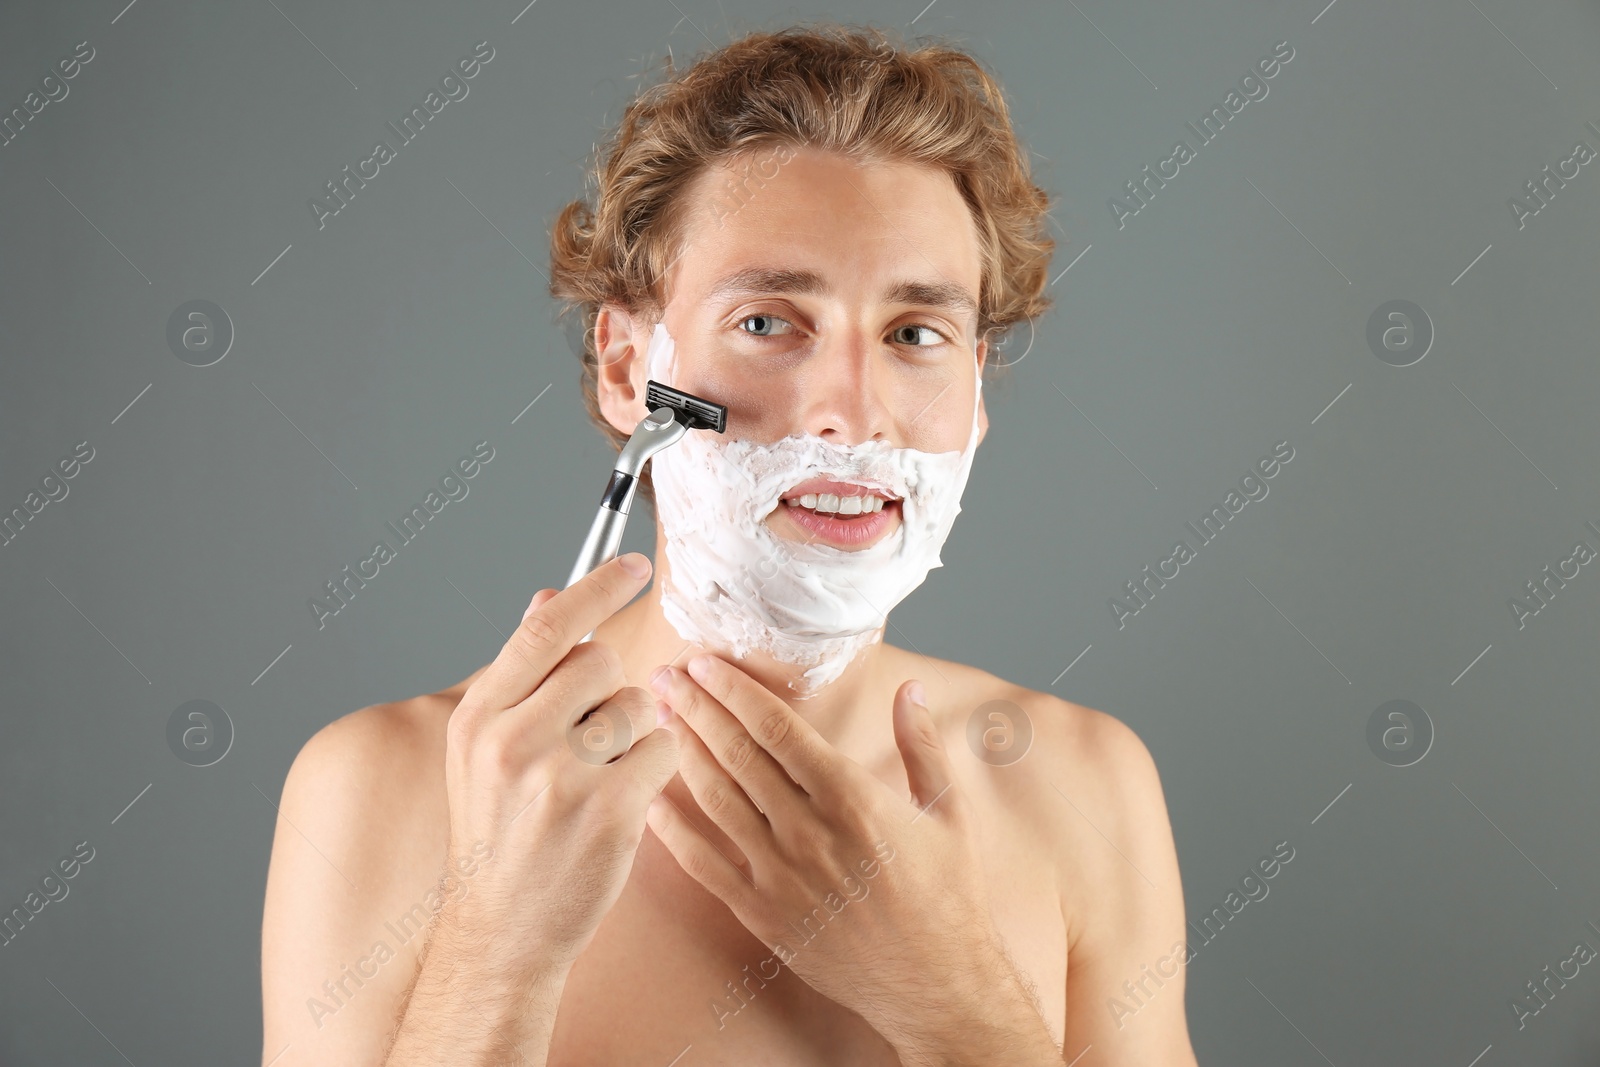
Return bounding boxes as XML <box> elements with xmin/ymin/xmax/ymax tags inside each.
<box><xmin>772</xmin><ymin>478</ymin><xmax>901</xmax><ymax>548</ymax></box>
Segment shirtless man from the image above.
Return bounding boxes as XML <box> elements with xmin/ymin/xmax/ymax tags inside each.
<box><xmin>260</xmin><ymin>28</ymin><xmax>1198</xmax><ymax>1067</ymax></box>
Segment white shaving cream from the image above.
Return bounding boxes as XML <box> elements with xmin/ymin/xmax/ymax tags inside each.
<box><xmin>644</xmin><ymin>321</ymin><xmax>982</xmax><ymax>698</ymax></box>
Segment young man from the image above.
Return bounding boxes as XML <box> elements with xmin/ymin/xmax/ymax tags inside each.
<box><xmin>260</xmin><ymin>26</ymin><xmax>1197</xmax><ymax>1067</ymax></box>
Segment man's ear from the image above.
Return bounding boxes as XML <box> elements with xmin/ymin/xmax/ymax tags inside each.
<box><xmin>594</xmin><ymin>304</ymin><xmax>649</xmax><ymax>437</ymax></box>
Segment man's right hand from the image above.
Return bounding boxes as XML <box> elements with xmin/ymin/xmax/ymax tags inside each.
<box><xmin>433</xmin><ymin>551</ymin><xmax>680</xmax><ymax>982</ymax></box>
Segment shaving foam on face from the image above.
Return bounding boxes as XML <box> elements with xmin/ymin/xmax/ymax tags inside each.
<box><xmin>644</xmin><ymin>321</ymin><xmax>982</xmax><ymax>699</ymax></box>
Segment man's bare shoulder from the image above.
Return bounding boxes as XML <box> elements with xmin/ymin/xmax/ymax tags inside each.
<box><xmin>905</xmin><ymin>653</ymin><xmax>1169</xmax><ymax>864</ymax></box>
<box><xmin>912</xmin><ymin>651</ymin><xmax>1185</xmax><ymax>952</ymax></box>
<box><xmin>280</xmin><ymin>685</ymin><xmax>459</xmax><ymax>859</ymax></box>
<box><xmin>293</xmin><ymin>689</ymin><xmax>452</xmax><ymax>785</ymax></box>
<box><xmin>912</xmin><ymin>653</ymin><xmax>1153</xmax><ymax>789</ymax></box>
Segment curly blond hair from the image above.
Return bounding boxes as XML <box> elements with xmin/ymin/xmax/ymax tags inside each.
<box><xmin>548</xmin><ymin>22</ymin><xmax>1056</xmax><ymax>498</ymax></box>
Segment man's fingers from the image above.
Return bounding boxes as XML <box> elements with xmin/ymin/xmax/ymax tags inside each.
<box><xmin>644</xmin><ymin>784</ymin><xmax>756</xmax><ymax>907</ymax></box>
<box><xmin>893</xmin><ymin>680</ymin><xmax>960</xmax><ymax>822</ymax></box>
<box><xmin>668</xmin><ymin>705</ymin><xmax>774</xmax><ymax>853</ymax></box>
<box><xmin>683</xmin><ymin>654</ymin><xmax>837</xmax><ymax>797</ymax></box>
<box><xmin>462</xmin><ymin>554</ymin><xmax>653</xmax><ymax>725</ymax></box>
<box><xmin>485</xmin><ymin>642</ymin><xmax>629</xmax><ymax>764</ymax></box>
<box><xmin>612</xmin><ymin>726</ymin><xmax>682</xmax><ymax>813</ymax></box>
<box><xmin>654</xmin><ymin>664</ymin><xmax>800</xmax><ymax>819</ymax></box>
<box><xmin>523</xmin><ymin>588</ymin><xmax>559</xmax><ymax>619</ymax></box>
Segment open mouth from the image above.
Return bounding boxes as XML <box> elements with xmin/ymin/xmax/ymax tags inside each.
<box><xmin>782</xmin><ymin>491</ymin><xmax>891</xmax><ymax>515</ymax></box>
<box><xmin>775</xmin><ymin>478</ymin><xmax>902</xmax><ymax>547</ymax></box>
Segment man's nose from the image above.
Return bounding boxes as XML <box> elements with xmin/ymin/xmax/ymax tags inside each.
<box><xmin>801</xmin><ymin>329</ymin><xmax>894</xmax><ymax>446</ymax></box>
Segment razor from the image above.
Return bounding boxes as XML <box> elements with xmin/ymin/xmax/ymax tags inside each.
<box><xmin>564</xmin><ymin>379</ymin><xmax>727</xmax><ymax>601</ymax></box>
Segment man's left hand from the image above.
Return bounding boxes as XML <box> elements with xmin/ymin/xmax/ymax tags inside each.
<box><xmin>644</xmin><ymin>653</ymin><xmax>1039</xmax><ymax>1061</ymax></box>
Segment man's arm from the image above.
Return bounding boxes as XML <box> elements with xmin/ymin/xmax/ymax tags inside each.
<box><xmin>259</xmin><ymin>704</ymin><xmax>565</xmax><ymax>1066</ymax></box>
<box><xmin>1057</xmin><ymin>708</ymin><xmax>1199</xmax><ymax>1067</ymax></box>
<box><xmin>262</xmin><ymin>562</ymin><xmax>681</xmax><ymax>1067</ymax></box>
<box><xmin>261</xmin><ymin>705</ymin><xmax>431</xmax><ymax>1065</ymax></box>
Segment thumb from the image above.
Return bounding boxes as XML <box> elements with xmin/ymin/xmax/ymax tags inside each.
<box><xmin>893</xmin><ymin>680</ymin><xmax>957</xmax><ymax>817</ymax></box>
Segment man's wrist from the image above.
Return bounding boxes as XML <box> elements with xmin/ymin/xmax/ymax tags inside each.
<box><xmin>389</xmin><ymin>914</ymin><xmax>573</xmax><ymax>1063</ymax></box>
<box><xmin>886</xmin><ymin>945</ymin><xmax>1061</xmax><ymax>1067</ymax></box>
<box><xmin>419</xmin><ymin>910</ymin><xmax>574</xmax><ymax>1004</ymax></box>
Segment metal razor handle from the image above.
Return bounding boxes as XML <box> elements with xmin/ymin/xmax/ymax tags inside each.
<box><xmin>562</xmin><ymin>405</ymin><xmax>688</xmax><ymax>643</ymax></box>
<box><xmin>565</xmin><ymin>471</ymin><xmax>638</xmax><ymax>590</ymax></box>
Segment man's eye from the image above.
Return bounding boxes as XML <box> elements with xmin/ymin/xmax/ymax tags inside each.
<box><xmin>737</xmin><ymin>313</ymin><xmax>794</xmax><ymax>337</ymax></box>
<box><xmin>736</xmin><ymin>315</ymin><xmax>949</xmax><ymax>346</ymax></box>
<box><xmin>892</xmin><ymin>323</ymin><xmax>948</xmax><ymax>347</ymax></box>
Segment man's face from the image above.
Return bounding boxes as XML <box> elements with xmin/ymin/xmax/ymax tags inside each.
<box><xmin>596</xmin><ymin>145</ymin><xmax>989</xmax><ymax>551</ymax></box>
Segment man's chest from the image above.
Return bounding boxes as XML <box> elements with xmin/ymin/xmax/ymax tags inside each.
<box><xmin>545</xmin><ymin>804</ymin><xmax>1067</xmax><ymax>1065</ymax></box>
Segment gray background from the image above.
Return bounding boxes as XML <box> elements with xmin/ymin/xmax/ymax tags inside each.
<box><xmin>3</xmin><ymin>0</ymin><xmax>1598</xmax><ymax>1064</ymax></box>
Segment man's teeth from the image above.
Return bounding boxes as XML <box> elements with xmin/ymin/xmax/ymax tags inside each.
<box><xmin>784</xmin><ymin>493</ymin><xmax>887</xmax><ymax>515</ymax></box>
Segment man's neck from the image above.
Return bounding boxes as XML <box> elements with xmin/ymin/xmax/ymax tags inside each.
<box><xmin>444</xmin><ymin>551</ymin><xmax>907</xmax><ymax>763</ymax></box>
<box><xmin>598</xmin><ymin>567</ymin><xmax>896</xmax><ymax>754</ymax></box>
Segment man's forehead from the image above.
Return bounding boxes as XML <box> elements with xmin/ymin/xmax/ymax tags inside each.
<box><xmin>668</xmin><ymin>153</ymin><xmax>983</xmax><ymax>319</ymax></box>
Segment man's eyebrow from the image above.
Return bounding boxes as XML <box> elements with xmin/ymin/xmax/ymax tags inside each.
<box><xmin>705</xmin><ymin>266</ymin><xmax>979</xmax><ymax>317</ymax></box>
